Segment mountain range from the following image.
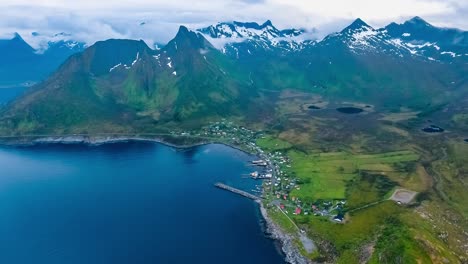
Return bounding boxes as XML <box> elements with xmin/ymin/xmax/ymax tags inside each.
<box><xmin>0</xmin><ymin>17</ymin><xmax>466</xmax><ymax>134</ymax></box>
<box><xmin>0</xmin><ymin>33</ymin><xmax>85</xmax><ymax>86</ymax></box>
<box><xmin>198</xmin><ymin>17</ymin><xmax>467</xmax><ymax>62</ymax></box>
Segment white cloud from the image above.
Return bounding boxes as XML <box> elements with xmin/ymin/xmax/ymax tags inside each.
<box><xmin>0</xmin><ymin>0</ymin><xmax>466</xmax><ymax>49</ymax></box>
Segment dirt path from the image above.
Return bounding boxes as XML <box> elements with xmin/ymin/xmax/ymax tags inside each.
<box><xmin>273</xmin><ymin>202</ymin><xmax>317</xmax><ymax>254</ymax></box>
<box><xmin>347</xmin><ymin>200</ymin><xmax>386</xmax><ymax>213</ymax></box>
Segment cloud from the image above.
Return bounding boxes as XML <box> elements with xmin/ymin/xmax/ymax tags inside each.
<box><xmin>0</xmin><ymin>0</ymin><xmax>466</xmax><ymax>49</ymax></box>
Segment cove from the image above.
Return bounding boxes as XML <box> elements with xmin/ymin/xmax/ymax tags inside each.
<box><xmin>0</xmin><ymin>142</ymin><xmax>285</xmax><ymax>264</ymax></box>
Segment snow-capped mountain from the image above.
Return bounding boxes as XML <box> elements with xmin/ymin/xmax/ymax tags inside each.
<box><xmin>44</xmin><ymin>40</ymin><xmax>85</xmax><ymax>59</ymax></box>
<box><xmin>197</xmin><ymin>21</ymin><xmax>313</xmax><ymax>59</ymax></box>
<box><xmin>308</xmin><ymin>17</ymin><xmax>468</xmax><ymax>63</ymax></box>
<box><xmin>318</xmin><ymin>18</ymin><xmax>407</xmax><ymax>55</ymax></box>
<box><xmin>316</xmin><ymin>17</ymin><xmax>457</xmax><ymax>61</ymax></box>
<box><xmin>199</xmin><ymin>18</ymin><xmax>467</xmax><ymax>63</ymax></box>
<box><xmin>383</xmin><ymin>16</ymin><xmax>468</xmax><ymax>62</ymax></box>
<box><xmin>30</xmin><ymin>32</ymin><xmax>86</xmax><ymax>54</ymax></box>
<box><xmin>199</xmin><ymin>20</ymin><xmax>303</xmax><ymax>39</ymax></box>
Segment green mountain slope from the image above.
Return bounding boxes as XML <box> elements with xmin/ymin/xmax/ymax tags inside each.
<box><xmin>0</xmin><ymin>27</ymin><xmax>253</xmax><ymax>135</ymax></box>
<box><xmin>0</xmin><ymin>21</ymin><xmax>466</xmax><ymax>135</ymax></box>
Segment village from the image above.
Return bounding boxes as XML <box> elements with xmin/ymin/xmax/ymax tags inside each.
<box><xmin>171</xmin><ymin>120</ymin><xmax>348</xmax><ymax>223</ymax></box>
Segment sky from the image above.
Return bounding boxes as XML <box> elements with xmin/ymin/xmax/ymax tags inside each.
<box><xmin>0</xmin><ymin>0</ymin><xmax>467</xmax><ymax>49</ymax></box>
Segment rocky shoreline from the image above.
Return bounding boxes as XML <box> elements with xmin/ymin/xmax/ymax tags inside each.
<box><xmin>0</xmin><ymin>135</ymin><xmax>208</xmax><ymax>148</ymax></box>
<box><xmin>0</xmin><ymin>135</ymin><xmax>313</xmax><ymax>264</ymax></box>
<box><xmin>260</xmin><ymin>203</ymin><xmax>312</xmax><ymax>264</ymax></box>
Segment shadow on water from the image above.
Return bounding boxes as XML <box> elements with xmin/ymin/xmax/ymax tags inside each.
<box><xmin>178</xmin><ymin>146</ymin><xmax>200</xmax><ymax>164</ymax></box>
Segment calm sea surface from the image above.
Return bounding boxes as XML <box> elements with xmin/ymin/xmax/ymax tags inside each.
<box><xmin>0</xmin><ymin>142</ymin><xmax>285</xmax><ymax>264</ymax></box>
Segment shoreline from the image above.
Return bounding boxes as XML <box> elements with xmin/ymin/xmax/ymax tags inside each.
<box><xmin>0</xmin><ymin>134</ymin><xmax>312</xmax><ymax>264</ymax></box>
<box><xmin>259</xmin><ymin>203</ymin><xmax>312</xmax><ymax>264</ymax></box>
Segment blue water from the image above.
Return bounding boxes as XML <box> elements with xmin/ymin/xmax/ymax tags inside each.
<box><xmin>0</xmin><ymin>142</ymin><xmax>285</xmax><ymax>264</ymax></box>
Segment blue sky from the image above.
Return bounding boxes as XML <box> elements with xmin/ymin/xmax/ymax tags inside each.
<box><xmin>0</xmin><ymin>0</ymin><xmax>466</xmax><ymax>49</ymax></box>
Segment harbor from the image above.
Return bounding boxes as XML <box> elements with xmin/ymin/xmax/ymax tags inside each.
<box><xmin>214</xmin><ymin>183</ymin><xmax>262</xmax><ymax>202</ymax></box>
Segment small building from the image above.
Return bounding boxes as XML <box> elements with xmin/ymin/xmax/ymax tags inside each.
<box><xmin>294</xmin><ymin>207</ymin><xmax>302</xmax><ymax>215</ymax></box>
<box><xmin>280</xmin><ymin>204</ymin><xmax>285</xmax><ymax>210</ymax></box>
<box><xmin>333</xmin><ymin>213</ymin><xmax>345</xmax><ymax>222</ymax></box>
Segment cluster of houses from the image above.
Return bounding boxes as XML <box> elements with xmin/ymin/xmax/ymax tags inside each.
<box><xmin>179</xmin><ymin>120</ymin><xmax>348</xmax><ymax>223</ymax></box>
<box><xmin>200</xmin><ymin>121</ymin><xmax>258</xmax><ymax>144</ymax></box>
<box><xmin>276</xmin><ymin>195</ymin><xmax>347</xmax><ymax>222</ymax></box>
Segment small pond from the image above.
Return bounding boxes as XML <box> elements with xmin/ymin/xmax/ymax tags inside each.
<box><xmin>422</xmin><ymin>125</ymin><xmax>445</xmax><ymax>133</ymax></box>
<box><xmin>336</xmin><ymin>107</ymin><xmax>364</xmax><ymax>114</ymax></box>
<box><xmin>308</xmin><ymin>105</ymin><xmax>321</xmax><ymax>110</ymax></box>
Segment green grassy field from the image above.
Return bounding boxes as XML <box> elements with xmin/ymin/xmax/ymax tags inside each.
<box><xmin>293</xmin><ymin>201</ymin><xmax>436</xmax><ymax>263</ymax></box>
<box><xmin>256</xmin><ymin>135</ymin><xmax>293</xmax><ymax>152</ymax></box>
<box><xmin>287</xmin><ymin>150</ymin><xmax>419</xmax><ymax>202</ymax></box>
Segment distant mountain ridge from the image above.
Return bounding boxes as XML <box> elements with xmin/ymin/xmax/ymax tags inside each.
<box><xmin>197</xmin><ymin>17</ymin><xmax>468</xmax><ymax>62</ymax></box>
<box><xmin>197</xmin><ymin>20</ymin><xmax>312</xmax><ymax>58</ymax></box>
<box><xmin>0</xmin><ymin>33</ymin><xmax>85</xmax><ymax>85</ymax></box>
<box><xmin>383</xmin><ymin>16</ymin><xmax>468</xmax><ymax>62</ymax></box>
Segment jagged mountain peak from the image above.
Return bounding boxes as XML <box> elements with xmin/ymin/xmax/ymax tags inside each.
<box><xmin>342</xmin><ymin>18</ymin><xmax>373</xmax><ymax>33</ymax></box>
<box><xmin>319</xmin><ymin>18</ymin><xmax>408</xmax><ymax>55</ymax></box>
<box><xmin>198</xmin><ymin>20</ymin><xmax>303</xmax><ymax>40</ymax></box>
<box><xmin>262</xmin><ymin>20</ymin><xmax>273</xmax><ymax>27</ymax></box>
<box><xmin>407</xmin><ymin>16</ymin><xmax>432</xmax><ymax>27</ymax></box>
<box><xmin>0</xmin><ymin>33</ymin><xmax>35</xmax><ymax>53</ymax></box>
<box><xmin>169</xmin><ymin>26</ymin><xmax>214</xmax><ymax>51</ymax></box>
<box><xmin>12</xmin><ymin>32</ymin><xmax>23</xmax><ymax>40</ymax></box>
<box><xmin>175</xmin><ymin>25</ymin><xmax>191</xmax><ymax>36</ymax></box>
<box><xmin>196</xmin><ymin>20</ymin><xmax>310</xmax><ymax>57</ymax></box>
<box><xmin>231</xmin><ymin>20</ymin><xmax>276</xmax><ymax>30</ymax></box>
<box><xmin>382</xmin><ymin>16</ymin><xmax>468</xmax><ymax>62</ymax></box>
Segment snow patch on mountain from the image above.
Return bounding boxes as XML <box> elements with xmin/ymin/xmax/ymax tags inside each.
<box><xmin>349</xmin><ymin>26</ymin><xmax>379</xmax><ymax>48</ymax></box>
<box><xmin>197</xmin><ymin>21</ymin><xmax>312</xmax><ymax>55</ymax></box>
<box><xmin>167</xmin><ymin>57</ymin><xmax>173</xmax><ymax>68</ymax></box>
<box><xmin>441</xmin><ymin>51</ymin><xmax>457</xmax><ymax>57</ymax></box>
<box><xmin>131</xmin><ymin>52</ymin><xmax>140</xmax><ymax>66</ymax></box>
<box><xmin>109</xmin><ymin>63</ymin><xmax>122</xmax><ymax>72</ymax></box>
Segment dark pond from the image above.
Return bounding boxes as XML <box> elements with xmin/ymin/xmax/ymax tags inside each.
<box><xmin>422</xmin><ymin>125</ymin><xmax>445</xmax><ymax>133</ymax></box>
<box><xmin>307</xmin><ymin>105</ymin><xmax>321</xmax><ymax>110</ymax></box>
<box><xmin>336</xmin><ymin>107</ymin><xmax>364</xmax><ymax>114</ymax></box>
